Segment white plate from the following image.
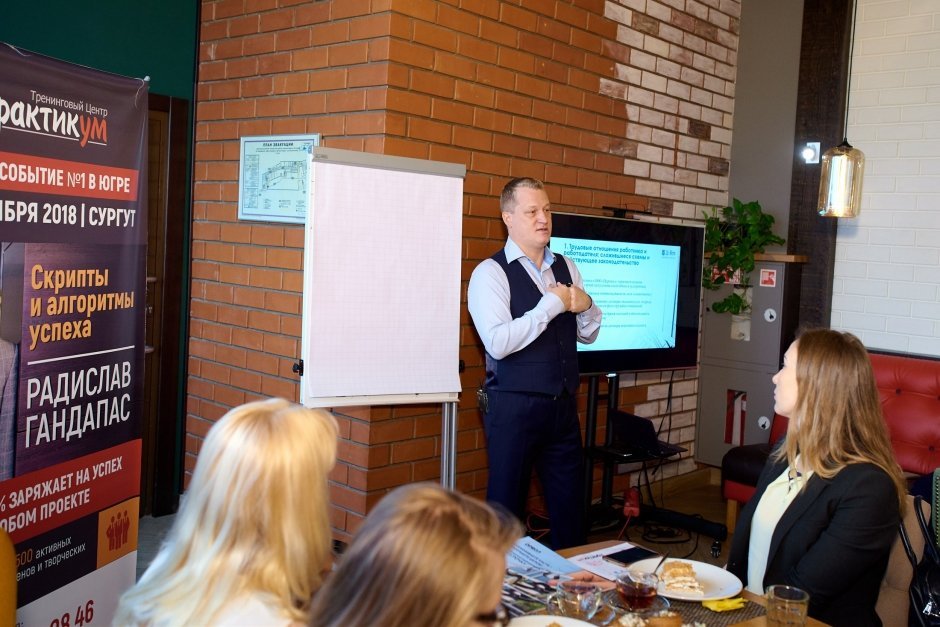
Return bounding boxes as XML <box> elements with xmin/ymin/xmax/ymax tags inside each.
<box><xmin>509</xmin><ymin>616</ymin><xmax>596</xmax><ymax>627</ymax></box>
<box><xmin>629</xmin><ymin>557</ymin><xmax>743</xmax><ymax>601</ymax></box>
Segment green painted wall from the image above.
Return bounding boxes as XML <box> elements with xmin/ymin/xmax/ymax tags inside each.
<box><xmin>0</xmin><ymin>0</ymin><xmax>197</xmax><ymax>100</ymax></box>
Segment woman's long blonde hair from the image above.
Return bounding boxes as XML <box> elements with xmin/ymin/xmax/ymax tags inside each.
<box><xmin>775</xmin><ymin>328</ymin><xmax>907</xmax><ymax>512</ymax></box>
<box><xmin>310</xmin><ymin>483</ymin><xmax>522</xmax><ymax>627</ymax></box>
<box><xmin>113</xmin><ymin>398</ymin><xmax>338</xmax><ymax>627</ymax></box>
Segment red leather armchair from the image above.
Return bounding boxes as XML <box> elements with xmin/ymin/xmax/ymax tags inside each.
<box><xmin>721</xmin><ymin>350</ymin><xmax>940</xmax><ymax>530</ymax></box>
<box><xmin>720</xmin><ymin>413</ymin><xmax>788</xmax><ymax>530</ymax></box>
<box><xmin>873</xmin><ymin>352</ymin><xmax>940</xmax><ymax>476</ymax></box>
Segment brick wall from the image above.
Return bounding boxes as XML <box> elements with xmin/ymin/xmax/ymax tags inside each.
<box><xmin>191</xmin><ymin>0</ymin><xmax>741</xmax><ymax>540</ymax></box>
<box><xmin>830</xmin><ymin>0</ymin><xmax>940</xmax><ymax>356</ymax></box>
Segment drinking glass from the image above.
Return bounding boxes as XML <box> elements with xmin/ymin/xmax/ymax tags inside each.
<box><xmin>765</xmin><ymin>584</ymin><xmax>809</xmax><ymax>626</ymax></box>
<box><xmin>547</xmin><ymin>580</ymin><xmax>604</xmax><ymax>620</ymax></box>
<box><xmin>615</xmin><ymin>569</ymin><xmax>659</xmax><ymax>611</ymax></box>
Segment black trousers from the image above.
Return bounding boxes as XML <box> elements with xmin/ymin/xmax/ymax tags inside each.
<box><xmin>483</xmin><ymin>388</ymin><xmax>585</xmax><ymax>549</ymax></box>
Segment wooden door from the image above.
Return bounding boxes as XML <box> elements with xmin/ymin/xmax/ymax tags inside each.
<box><xmin>140</xmin><ymin>95</ymin><xmax>189</xmax><ymax>516</ymax></box>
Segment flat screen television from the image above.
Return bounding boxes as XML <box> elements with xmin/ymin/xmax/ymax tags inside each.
<box><xmin>550</xmin><ymin>212</ymin><xmax>705</xmax><ymax>375</ymax></box>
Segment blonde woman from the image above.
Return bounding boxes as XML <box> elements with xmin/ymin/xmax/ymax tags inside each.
<box><xmin>310</xmin><ymin>483</ymin><xmax>522</xmax><ymax>627</ymax></box>
<box><xmin>727</xmin><ymin>329</ymin><xmax>906</xmax><ymax>626</ymax></box>
<box><xmin>113</xmin><ymin>398</ymin><xmax>338</xmax><ymax>627</ymax></box>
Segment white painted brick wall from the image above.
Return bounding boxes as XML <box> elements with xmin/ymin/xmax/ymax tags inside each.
<box><xmin>831</xmin><ymin>0</ymin><xmax>940</xmax><ymax>357</ymax></box>
<box><xmin>604</xmin><ymin>0</ymin><xmax>738</xmax><ymax>215</ymax></box>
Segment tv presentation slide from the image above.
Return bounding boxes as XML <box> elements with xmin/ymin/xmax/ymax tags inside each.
<box><xmin>552</xmin><ymin>237</ymin><xmax>681</xmax><ymax>351</ymax></box>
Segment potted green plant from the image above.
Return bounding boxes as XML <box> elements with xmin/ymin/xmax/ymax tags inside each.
<box><xmin>702</xmin><ymin>199</ymin><xmax>786</xmax><ymax>317</ymax></box>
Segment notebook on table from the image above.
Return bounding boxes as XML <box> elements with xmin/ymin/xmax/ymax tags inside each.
<box><xmin>608</xmin><ymin>409</ymin><xmax>686</xmax><ymax>459</ymax></box>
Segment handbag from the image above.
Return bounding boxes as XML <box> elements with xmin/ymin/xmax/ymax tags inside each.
<box><xmin>900</xmin><ymin>495</ymin><xmax>940</xmax><ymax>626</ymax></box>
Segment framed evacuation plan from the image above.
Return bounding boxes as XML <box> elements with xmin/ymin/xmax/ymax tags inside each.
<box><xmin>237</xmin><ymin>134</ymin><xmax>320</xmax><ymax>223</ymax></box>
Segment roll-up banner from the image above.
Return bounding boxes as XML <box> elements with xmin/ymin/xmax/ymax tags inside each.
<box><xmin>0</xmin><ymin>43</ymin><xmax>147</xmax><ymax>625</ymax></box>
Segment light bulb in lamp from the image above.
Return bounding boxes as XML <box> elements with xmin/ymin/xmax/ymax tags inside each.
<box><xmin>817</xmin><ymin>140</ymin><xmax>865</xmax><ymax>218</ymax></box>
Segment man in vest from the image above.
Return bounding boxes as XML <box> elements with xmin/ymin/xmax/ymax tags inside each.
<box><xmin>468</xmin><ymin>177</ymin><xmax>602</xmax><ymax>549</ymax></box>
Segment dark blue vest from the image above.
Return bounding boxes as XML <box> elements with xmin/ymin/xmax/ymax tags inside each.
<box><xmin>484</xmin><ymin>250</ymin><xmax>580</xmax><ymax>395</ymax></box>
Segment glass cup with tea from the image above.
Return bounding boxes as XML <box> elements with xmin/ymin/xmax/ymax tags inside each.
<box><xmin>616</xmin><ymin>568</ymin><xmax>660</xmax><ymax>611</ymax></box>
<box><xmin>547</xmin><ymin>580</ymin><xmax>604</xmax><ymax>620</ymax></box>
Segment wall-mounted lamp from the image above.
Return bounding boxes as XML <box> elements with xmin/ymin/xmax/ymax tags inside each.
<box><xmin>801</xmin><ymin>142</ymin><xmax>820</xmax><ymax>164</ymax></box>
<box><xmin>818</xmin><ymin>1</ymin><xmax>864</xmax><ymax>219</ymax></box>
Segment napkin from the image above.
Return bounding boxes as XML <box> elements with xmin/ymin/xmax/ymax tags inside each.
<box><xmin>702</xmin><ymin>597</ymin><xmax>747</xmax><ymax>612</ymax></box>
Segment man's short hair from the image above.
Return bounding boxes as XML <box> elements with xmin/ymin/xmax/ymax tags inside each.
<box><xmin>500</xmin><ymin>177</ymin><xmax>545</xmax><ymax>213</ymax></box>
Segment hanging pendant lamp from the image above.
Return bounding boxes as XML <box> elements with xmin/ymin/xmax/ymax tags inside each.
<box><xmin>818</xmin><ymin>139</ymin><xmax>865</xmax><ymax>218</ymax></box>
<box><xmin>818</xmin><ymin>1</ymin><xmax>864</xmax><ymax>218</ymax></box>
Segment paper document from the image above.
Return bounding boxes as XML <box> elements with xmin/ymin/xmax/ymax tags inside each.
<box><xmin>566</xmin><ymin>541</ymin><xmax>640</xmax><ymax>581</ymax></box>
<box><xmin>506</xmin><ymin>535</ymin><xmax>580</xmax><ymax>582</ymax></box>
<box><xmin>502</xmin><ymin>537</ymin><xmax>580</xmax><ymax>617</ymax></box>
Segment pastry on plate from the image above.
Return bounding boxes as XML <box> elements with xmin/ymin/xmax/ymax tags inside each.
<box><xmin>617</xmin><ymin>611</ymin><xmax>705</xmax><ymax>627</ymax></box>
<box><xmin>660</xmin><ymin>561</ymin><xmax>705</xmax><ymax>597</ymax></box>
<box><xmin>645</xmin><ymin>611</ymin><xmax>683</xmax><ymax>627</ymax></box>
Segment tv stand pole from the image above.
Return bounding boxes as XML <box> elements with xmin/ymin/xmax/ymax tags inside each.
<box><xmin>602</xmin><ymin>372</ymin><xmax>620</xmax><ymax>507</ymax></box>
<box><xmin>584</xmin><ymin>373</ymin><xmax>624</xmax><ymax>532</ymax></box>
<box><xmin>582</xmin><ymin>374</ymin><xmax>601</xmax><ymax>532</ymax></box>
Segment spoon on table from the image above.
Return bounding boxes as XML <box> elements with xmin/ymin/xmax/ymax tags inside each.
<box><xmin>652</xmin><ymin>553</ymin><xmax>669</xmax><ymax>575</ymax></box>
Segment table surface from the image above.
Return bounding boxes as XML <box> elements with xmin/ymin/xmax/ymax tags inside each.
<box><xmin>557</xmin><ymin>540</ymin><xmax>829</xmax><ymax>627</ymax></box>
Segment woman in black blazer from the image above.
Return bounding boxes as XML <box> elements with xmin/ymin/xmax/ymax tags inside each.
<box><xmin>727</xmin><ymin>329</ymin><xmax>907</xmax><ymax>627</ymax></box>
